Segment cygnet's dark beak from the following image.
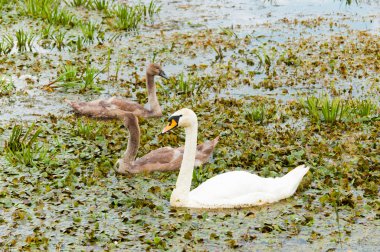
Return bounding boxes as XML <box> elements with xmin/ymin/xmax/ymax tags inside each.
<box><xmin>158</xmin><ymin>70</ymin><xmax>169</xmax><ymax>79</ymax></box>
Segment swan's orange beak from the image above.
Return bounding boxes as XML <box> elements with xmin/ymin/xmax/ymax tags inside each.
<box><xmin>161</xmin><ymin>119</ymin><xmax>178</xmax><ymax>134</ymax></box>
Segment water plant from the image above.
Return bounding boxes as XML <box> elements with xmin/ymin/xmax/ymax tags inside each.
<box><xmin>24</xmin><ymin>0</ymin><xmax>77</xmax><ymax>27</ymax></box>
<box><xmin>0</xmin><ymin>35</ymin><xmax>14</xmax><ymax>55</ymax></box>
<box><xmin>52</xmin><ymin>30</ymin><xmax>67</xmax><ymax>50</ymax></box>
<box><xmin>15</xmin><ymin>29</ymin><xmax>35</xmax><ymax>52</ymax></box>
<box><xmin>92</xmin><ymin>0</ymin><xmax>110</xmax><ymax>11</ymax></box>
<box><xmin>302</xmin><ymin>95</ymin><xmax>350</xmax><ymax>124</ymax></box>
<box><xmin>73</xmin><ymin>119</ymin><xmax>102</xmax><ymax>140</ymax></box>
<box><xmin>0</xmin><ymin>75</ymin><xmax>15</xmax><ymax>96</ymax></box>
<box><xmin>4</xmin><ymin>124</ymin><xmax>46</xmax><ymax>167</ymax></box>
<box><xmin>80</xmin><ymin>21</ymin><xmax>97</xmax><ymax>43</ymax></box>
<box><xmin>244</xmin><ymin>105</ymin><xmax>266</xmax><ymax>124</ymax></box>
<box><xmin>353</xmin><ymin>99</ymin><xmax>377</xmax><ymax>117</ymax></box>
<box><xmin>65</xmin><ymin>0</ymin><xmax>88</xmax><ymax>7</ymax></box>
<box><xmin>113</xmin><ymin>4</ymin><xmax>142</xmax><ymax>31</ymax></box>
<box><xmin>140</xmin><ymin>0</ymin><xmax>161</xmax><ymax>22</ymax></box>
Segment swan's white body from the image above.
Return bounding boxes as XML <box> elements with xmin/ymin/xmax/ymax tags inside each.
<box><xmin>163</xmin><ymin>108</ymin><xmax>310</xmax><ymax>209</ymax></box>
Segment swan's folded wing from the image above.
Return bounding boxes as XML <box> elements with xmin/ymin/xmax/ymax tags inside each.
<box><xmin>131</xmin><ymin>147</ymin><xmax>185</xmax><ymax>172</ymax></box>
<box><xmin>195</xmin><ymin>136</ymin><xmax>219</xmax><ymax>166</ymax></box>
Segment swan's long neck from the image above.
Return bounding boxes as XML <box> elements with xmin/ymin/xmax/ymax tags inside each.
<box><xmin>121</xmin><ymin>116</ymin><xmax>140</xmax><ymax>165</ymax></box>
<box><xmin>174</xmin><ymin>120</ymin><xmax>198</xmax><ymax>200</ymax></box>
<box><xmin>146</xmin><ymin>74</ymin><xmax>161</xmax><ymax>115</ymax></box>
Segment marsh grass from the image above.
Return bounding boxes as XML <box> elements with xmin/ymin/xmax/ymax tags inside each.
<box><xmin>15</xmin><ymin>29</ymin><xmax>35</xmax><ymax>52</ymax></box>
<box><xmin>65</xmin><ymin>0</ymin><xmax>88</xmax><ymax>7</ymax></box>
<box><xmin>0</xmin><ymin>76</ymin><xmax>15</xmax><ymax>96</ymax></box>
<box><xmin>302</xmin><ymin>95</ymin><xmax>349</xmax><ymax>124</ymax></box>
<box><xmin>140</xmin><ymin>0</ymin><xmax>161</xmax><ymax>22</ymax></box>
<box><xmin>24</xmin><ymin>0</ymin><xmax>77</xmax><ymax>27</ymax></box>
<box><xmin>4</xmin><ymin>124</ymin><xmax>47</xmax><ymax>167</ymax></box>
<box><xmin>113</xmin><ymin>4</ymin><xmax>142</xmax><ymax>31</ymax></box>
<box><xmin>244</xmin><ymin>105</ymin><xmax>266</xmax><ymax>124</ymax></box>
<box><xmin>80</xmin><ymin>21</ymin><xmax>98</xmax><ymax>43</ymax></box>
<box><xmin>210</xmin><ymin>44</ymin><xmax>224</xmax><ymax>62</ymax></box>
<box><xmin>52</xmin><ymin>30</ymin><xmax>67</xmax><ymax>50</ymax></box>
<box><xmin>92</xmin><ymin>0</ymin><xmax>110</xmax><ymax>11</ymax></box>
<box><xmin>0</xmin><ymin>35</ymin><xmax>14</xmax><ymax>55</ymax></box>
<box><xmin>353</xmin><ymin>99</ymin><xmax>377</xmax><ymax>117</ymax></box>
<box><xmin>73</xmin><ymin>119</ymin><xmax>102</xmax><ymax>140</ymax></box>
<box><xmin>302</xmin><ymin>95</ymin><xmax>377</xmax><ymax>124</ymax></box>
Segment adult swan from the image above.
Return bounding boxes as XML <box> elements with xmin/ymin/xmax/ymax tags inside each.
<box><xmin>161</xmin><ymin>108</ymin><xmax>310</xmax><ymax>209</ymax></box>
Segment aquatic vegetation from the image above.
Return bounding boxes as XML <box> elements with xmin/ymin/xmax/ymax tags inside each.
<box><xmin>352</xmin><ymin>99</ymin><xmax>377</xmax><ymax>117</ymax></box>
<box><xmin>302</xmin><ymin>95</ymin><xmax>350</xmax><ymax>124</ymax></box>
<box><xmin>244</xmin><ymin>105</ymin><xmax>265</xmax><ymax>124</ymax></box>
<box><xmin>23</xmin><ymin>0</ymin><xmax>77</xmax><ymax>27</ymax></box>
<box><xmin>4</xmin><ymin>124</ymin><xmax>46</xmax><ymax>166</ymax></box>
<box><xmin>52</xmin><ymin>30</ymin><xmax>67</xmax><ymax>50</ymax></box>
<box><xmin>92</xmin><ymin>0</ymin><xmax>110</xmax><ymax>11</ymax></box>
<box><xmin>0</xmin><ymin>0</ymin><xmax>379</xmax><ymax>250</ymax></box>
<box><xmin>15</xmin><ymin>29</ymin><xmax>35</xmax><ymax>52</ymax></box>
<box><xmin>73</xmin><ymin>119</ymin><xmax>102</xmax><ymax>140</ymax></box>
<box><xmin>140</xmin><ymin>0</ymin><xmax>162</xmax><ymax>22</ymax></box>
<box><xmin>0</xmin><ymin>75</ymin><xmax>15</xmax><ymax>96</ymax></box>
<box><xmin>80</xmin><ymin>21</ymin><xmax>97</xmax><ymax>43</ymax></box>
<box><xmin>65</xmin><ymin>0</ymin><xmax>88</xmax><ymax>7</ymax></box>
<box><xmin>112</xmin><ymin>4</ymin><xmax>142</xmax><ymax>31</ymax></box>
<box><xmin>0</xmin><ymin>35</ymin><xmax>14</xmax><ymax>55</ymax></box>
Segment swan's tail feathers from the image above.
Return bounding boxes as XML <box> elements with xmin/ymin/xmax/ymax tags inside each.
<box><xmin>282</xmin><ymin>165</ymin><xmax>310</xmax><ymax>197</ymax></box>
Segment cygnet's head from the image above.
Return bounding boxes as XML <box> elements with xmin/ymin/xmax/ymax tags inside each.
<box><xmin>147</xmin><ymin>63</ymin><xmax>168</xmax><ymax>79</ymax></box>
<box><xmin>161</xmin><ymin>108</ymin><xmax>197</xmax><ymax>134</ymax></box>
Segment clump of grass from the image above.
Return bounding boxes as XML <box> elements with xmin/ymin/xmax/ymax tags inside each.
<box><xmin>302</xmin><ymin>95</ymin><xmax>349</xmax><ymax>124</ymax></box>
<box><xmin>244</xmin><ymin>105</ymin><xmax>266</xmax><ymax>124</ymax></box>
<box><xmin>92</xmin><ymin>0</ymin><xmax>110</xmax><ymax>11</ymax></box>
<box><xmin>4</xmin><ymin>124</ymin><xmax>47</xmax><ymax>167</ymax></box>
<box><xmin>0</xmin><ymin>35</ymin><xmax>14</xmax><ymax>55</ymax></box>
<box><xmin>353</xmin><ymin>99</ymin><xmax>377</xmax><ymax>117</ymax></box>
<box><xmin>15</xmin><ymin>29</ymin><xmax>35</xmax><ymax>52</ymax></box>
<box><xmin>52</xmin><ymin>30</ymin><xmax>67</xmax><ymax>50</ymax></box>
<box><xmin>113</xmin><ymin>4</ymin><xmax>142</xmax><ymax>31</ymax></box>
<box><xmin>210</xmin><ymin>44</ymin><xmax>224</xmax><ymax>62</ymax></box>
<box><xmin>24</xmin><ymin>0</ymin><xmax>77</xmax><ymax>27</ymax></box>
<box><xmin>73</xmin><ymin>119</ymin><xmax>102</xmax><ymax>140</ymax></box>
<box><xmin>53</xmin><ymin>62</ymin><xmax>102</xmax><ymax>92</ymax></box>
<box><xmin>80</xmin><ymin>21</ymin><xmax>97</xmax><ymax>43</ymax></box>
<box><xmin>0</xmin><ymin>76</ymin><xmax>15</xmax><ymax>96</ymax></box>
<box><xmin>65</xmin><ymin>0</ymin><xmax>88</xmax><ymax>7</ymax></box>
<box><xmin>140</xmin><ymin>0</ymin><xmax>161</xmax><ymax>22</ymax></box>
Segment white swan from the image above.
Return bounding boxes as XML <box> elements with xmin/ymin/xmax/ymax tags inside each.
<box><xmin>161</xmin><ymin>108</ymin><xmax>310</xmax><ymax>209</ymax></box>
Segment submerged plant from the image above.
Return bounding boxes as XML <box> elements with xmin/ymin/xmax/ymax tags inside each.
<box><xmin>4</xmin><ymin>124</ymin><xmax>47</xmax><ymax>166</ymax></box>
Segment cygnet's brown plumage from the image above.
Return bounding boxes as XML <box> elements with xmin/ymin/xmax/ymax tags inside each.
<box><xmin>115</xmin><ymin>112</ymin><xmax>219</xmax><ymax>174</ymax></box>
<box><xmin>67</xmin><ymin>63</ymin><xmax>168</xmax><ymax>119</ymax></box>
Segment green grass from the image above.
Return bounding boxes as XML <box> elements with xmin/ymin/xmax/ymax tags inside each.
<box><xmin>0</xmin><ymin>35</ymin><xmax>14</xmax><ymax>55</ymax></box>
<box><xmin>80</xmin><ymin>21</ymin><xmax>97</xmax><ymax>43</ymax></box>
<box><xmin>73</xmin><ymin>119</ymin><xmax>103</xmax><ymax>140</ymax></box>
<box><xmin>0</xmin><ymin>75</ymin><xmax>15</xmax><ymax>96</ymax></box>
<box><xmin>302</xmin><ymin>95</ymin><xmax>349</xmax><ymax>124</ymax></box>
<box><xmin>244</xmin><ymin>105</ymin><xmax>266</xmax><ymax>124</ymax></box>
<box><xmin>24</xmin><ymin>0</ymin><xmax>77</xmax><ymax>27</ymax></box>
<box><xmin>15</xmin><ymin>29</ymin><xmax>35</xmax><ymax>52</ymax></box>
<box><xmin>140</xmin><ymin>0</ymin><xmax>161</xmax><ymax>22</ymax></box>
<box><xmin>113</xmin><ymin>4</ymin><xmax>142</xmax><ymax>31</ymax></box>
<box><xmin>4</xmin><ymin>124</ymin><xmax>47</xmax><ymax>167</ymax></box>
<box><xmin>353</xmin><ymin>99</ymin><xmax>377</xmax><ymax>117</ymax></box>
<box><xmin>92</xmin><ymin>0</ymin><xmax>110</xmax><ymax>11</ymax></box>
